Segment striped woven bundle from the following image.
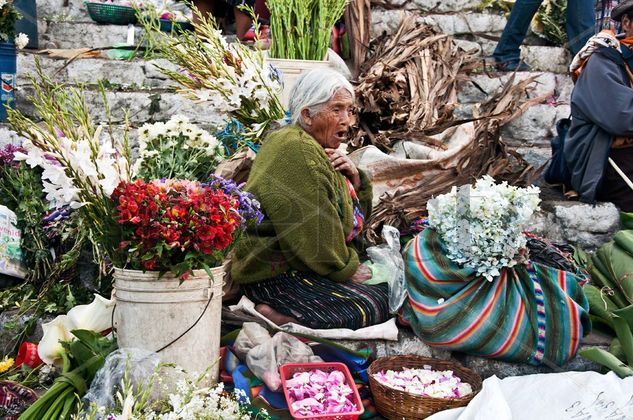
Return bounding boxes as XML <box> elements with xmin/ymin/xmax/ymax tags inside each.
<box><xmin>402</xmin><ymin>229</ymin><xmax>591</xmax><ymax>366</ymax></box>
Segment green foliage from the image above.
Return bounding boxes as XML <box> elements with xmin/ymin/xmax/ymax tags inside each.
<box><xmin>267</xmin><ymin>0</ymin><xmax>348</xmax><ymax>60</ymax></box>
<box><xmin>533</xmin><ymin>0</ymin><xmax>567</xmax><ymax>47</ymax></box>
<box><xmin>581</xmin><ymin>224</ymin><xmax>633</xmax><ymax>378</ymax></box>
<box><xmin>19</xmin><ymin>330</ymin><xmax>117</xmax><ymax>420</ymax></box>
<box><xmin>0</xmin><ymin>282</ymin><xmax>94</xmax><ymax>355</ymax></box>
<box><xmin>0</xmin><ymin>360</ymin><xmax>56</xmax><ymax>390</ymax></box>
<box><xmin>0</xmin><ymin>1</ymin><xmax>22</xmax><ymax>41</ymax></box>
<box><xmin>0</xmin><ymin>160</ymin><xmax>52</xmax><ymax>285</ymax></box>
<box><xmin>477</xmin><ymin>0</ymin><xmax>514</xmax><ymax>15</ymax></box>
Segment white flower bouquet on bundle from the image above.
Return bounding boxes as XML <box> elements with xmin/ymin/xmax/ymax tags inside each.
<box><xmin>427</xmin><ymin>176</ymin><xmax>541</xmax><ymax>281</ymax></box>
<box><xmin>133</xmin><ymin>114</ymin><xmax>224</xmax><ymax>181</ymax></box>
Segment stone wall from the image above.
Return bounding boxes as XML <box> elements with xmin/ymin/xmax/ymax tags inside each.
<box><xmin>1</xmin><ymin>0</ymin><xmax>618</xmax><ymax>249</ymax></box>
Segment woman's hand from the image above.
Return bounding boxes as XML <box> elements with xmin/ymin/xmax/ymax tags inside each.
<box><xmin>349</xmin><ymin>264</ymin><xmax>372</xmax><ymax>284</ymax></box>
<box><xmin>325</xmin><ymin>148</ymin><xmax>361</xmax><ymax>188</ymax></box>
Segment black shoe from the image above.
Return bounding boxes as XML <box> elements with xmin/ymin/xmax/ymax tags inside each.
<box><xmin>495</xmin><ymin>59</ymin><xmax>531</xmax><ymax>72</ymax></box>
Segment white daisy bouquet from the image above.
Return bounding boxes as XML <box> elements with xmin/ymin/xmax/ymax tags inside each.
<box><xmin>427</xmin><ymin>176</ymin><xmax>541</xmax><ymax>281</ymax></box>
<box><xmin>132</xmin><ymin>114</ymin><xmax>224</xmax><ymax>181</ymax></box>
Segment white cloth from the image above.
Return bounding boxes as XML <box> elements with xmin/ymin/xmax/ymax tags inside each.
<box><xmin>229</xmin><ymin>296</ymin><xmax>399</xmax><ymax>340</ymax></box>
<box><xmin>428</xmin><ymin>371</ymin><xmax>633</xmax><ymax>420</ymax></box>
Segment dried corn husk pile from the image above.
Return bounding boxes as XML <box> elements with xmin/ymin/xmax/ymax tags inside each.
<box><xmin>351</xmin><ymin>17</ymin><xmax>549</xmax><ymax>243</ymax></box>
<box><xmin>351</xmin><ymin>17</ymin><xmax>480</xmax><ymax>150</ymax></box>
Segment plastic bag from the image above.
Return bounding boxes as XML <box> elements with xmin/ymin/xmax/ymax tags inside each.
<box><xmin>0</xmin><ymin>205</ymin><xmax>26</xmax><ymax>279</ymax></box>
<box><xmin>246</xmin><ymin>331</ymin><xmax>322</xmax><ymax>391</ymax></box>
<box><xmin>233</xmin><ymin>322</ymin><xmax>271</xmax><ymax>360</ymax></box>
<box><xmin>83</xmin><ymin>348</ymin><xmax>162</xmax><ymax>413</ymax></box>
<box><xmin>366</xmin><ymin>225</ymin><xmax>407</xmax><ymax>314</ymax></box>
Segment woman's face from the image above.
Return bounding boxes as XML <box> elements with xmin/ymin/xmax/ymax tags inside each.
<box><xmin>302</xmin><ymin>88</ymin><xmax>354</xmax><ymax>149</ymax></box>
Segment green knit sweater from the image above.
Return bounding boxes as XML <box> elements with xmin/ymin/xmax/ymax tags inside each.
<box><xmin>231</xmin><ymin>125</ymin><xmax>373</xmax><ymax>284</ymax></box>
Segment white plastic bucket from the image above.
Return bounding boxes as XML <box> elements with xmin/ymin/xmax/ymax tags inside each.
<box><xmin>267</xmin><ymin>56</ymin><xmax>336</xmax><ymax>108</ymax></box>
<box><xmin>113</xmin><ymin>265</ymin><xmax>224</xmax><ymax>383</ymax></box>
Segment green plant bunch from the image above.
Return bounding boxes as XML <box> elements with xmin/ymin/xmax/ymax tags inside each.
<box><xmin>268</xmin><ymin>0</ymin><xmax>348</xmax><ymax>60</ymax></box>
<box><xmin>20</xmin><ymin>330</ymin><xmax>117</xmax><ymax>420</ymax></box>
<box><xmin>0</xmin><ymin>0</ymin><xmax>22</xmax><ymax>41</ymax></box>
<box><xmin>532</xmin><ymin>0</ymin><xmax>567</xmax><ymax>47</ymax></box>
<box><xmin>0</xmin><ymin>272</ymin><xmax>98</xmax><ymax>357</ymax></box>
<box><xmin>0</xmin><ymin>148</ymin><xmax>52</xmax><ymax>285</ymax></box>
<box><xmin>581</xmin><ymin>226</ymin><xmax>633</xmax><ymax>378</ymax></box>
<box><xmin>7</xmin><ymin>60</ymin><xmax>132</xmax><ymax>269</ymax></box>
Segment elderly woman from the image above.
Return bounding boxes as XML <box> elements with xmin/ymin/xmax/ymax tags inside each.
<box><xmin>231</xmin><ymin>69</ymin><xmax>390</xmax><ymax>329</ymax></box>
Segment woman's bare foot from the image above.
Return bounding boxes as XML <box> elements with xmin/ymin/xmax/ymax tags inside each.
<box><xmin>255</xmin><ymin>304</ymin><xmax>299</xmax><ymax>325</ymax></box>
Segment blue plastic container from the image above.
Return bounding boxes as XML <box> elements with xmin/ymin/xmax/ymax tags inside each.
<box><xmin>0</xmin><ymin>42</ymin><xmax>17</xmax><ymax>122</ymax></box>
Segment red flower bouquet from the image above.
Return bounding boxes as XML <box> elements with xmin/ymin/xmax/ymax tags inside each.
<box><xmin>111</xmin><ymin>179</ymin><xmax>242</xmax><ymax>279</ymax></box>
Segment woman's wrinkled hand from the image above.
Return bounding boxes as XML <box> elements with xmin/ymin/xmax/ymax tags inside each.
<box><xmin>325</xmin><ymin>148</ymin><xmax>361</xmax><ymax>188</ymax></box>
<box><xmin>349</xmin><ymin>264</ymin><xmax>372</xmax><ymax>284</ymax></box>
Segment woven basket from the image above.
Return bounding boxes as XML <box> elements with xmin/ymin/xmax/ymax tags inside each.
<box><xmin>85</xmin><ymin>2</ymin><xmax>138</xmax><ymax>25</ymax></box>
<box><xmin>367</xmin><ymin>355</ymin><xmax>482</xmax><ymax>419</ymax></box>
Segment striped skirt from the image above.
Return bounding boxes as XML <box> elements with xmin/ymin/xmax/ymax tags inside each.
<box><xmin>241</xmin><ymin>271</ymin><xmax>390</xmax><ymax>330</ymax></box>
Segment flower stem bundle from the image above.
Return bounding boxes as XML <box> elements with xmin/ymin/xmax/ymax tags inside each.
<box><xmin>7</xmin><ymin>59</ymin><xmax>130</xmax><ymax>267</ymax></box>
<box><xmin>268</xmin><ymin>0</ymin><xmax>348</xmax><ymax>60</ymax></box>
<box><xmin>138</xmin><ymin>6</ymin><xmax>284</xmax><ymax>146</ymax></box>
<box><xmin>19</xmin><ymin>330</ymin><xmax>117</xmax><ymax>420</ymax></box>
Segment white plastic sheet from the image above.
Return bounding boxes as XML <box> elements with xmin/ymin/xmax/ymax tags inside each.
<box><xmin>428</xmin><ymin>371</ymin><xmax>633</xmax><ymax>420</ymax></box>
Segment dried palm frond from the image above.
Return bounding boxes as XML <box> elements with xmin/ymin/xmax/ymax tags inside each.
<box><xmin>361</xmin><ymin>73</ymin><xmax>548</xmax><ymax>243</ymax></box>
<box><xmin>344</xmin><ymin>0</ymin><xmax>371</xmax><ymax>77</ymax></box>
<box><xmin>351</xmin><ymin>16</ymin><xmax>480</xmax><ymax>150</ymax></box>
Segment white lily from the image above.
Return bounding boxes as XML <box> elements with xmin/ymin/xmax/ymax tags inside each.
<box><xmin>38</xmin><ymin>294</ymin><xmax>115</xmax><ymax>366</ymax></box>
<box><xmin>38</xmin><ymin>315</ymin><xmax>74</xmax><ymax>366</ymax></box>
<box><xmin>67</xmin><ymin>294</ymin><xmax>115</xmax><ymax>333</ymax></box>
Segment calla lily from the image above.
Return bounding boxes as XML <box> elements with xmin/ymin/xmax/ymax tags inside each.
<box><xmin>38</xmin><ymin>294</ymin><xmax>114</xmax><ymax>366</ymax></box>
<box><xmin>37</xmin><ymin>315</ymin><xmax>74</xmax><ymax>366</ymax></box>
<box><xmin>67</xmin><ymin>294</ymin><xmax>115</xmax><ymax>333</ymax></box>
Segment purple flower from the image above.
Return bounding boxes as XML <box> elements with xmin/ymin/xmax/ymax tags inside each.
<box><xmin>0</xmin><ymin>144</ymin><xmax>24</xmax><ymax>167</ymax></box>
<box><xmin>204</xmin><ymin>174</ymin><xmax>264</xmax><ymax>227</ymax></box>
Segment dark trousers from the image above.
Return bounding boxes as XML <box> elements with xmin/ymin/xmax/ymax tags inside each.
<box><xmin>597</xmin><ymin>147</ymin><xmax>633</xmax><ymax>212</ymax></box>
<box><xmin>493</xmin><ymin>0</ymin><xmax>595</xmax><ymax>63</ymax></box>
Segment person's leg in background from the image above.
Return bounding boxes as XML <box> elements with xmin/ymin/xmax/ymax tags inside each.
<box><xmin>255</xmin><ymin>0</ymin><xmax>270</xmax><ymax>22</ymax></box>
<box><xmin>567</xmin><ymin>0</ymin><xmax>598</xmax><ymax>55</ymax></box>
<box><xmin>493</xmin><ymin>0</ymin><xmax>544</xmax><ymax>71</ymax></box>
<box><xmin>243</xmin><ymin>0</ymin><xmax>270</xmax><ymax>44</ymax></box>
<box><xmin>234</xmin><ymin>7</ymin><xmax>252</xmax><ymax>40</ymax></box>
<box><xmin>192</xmin><ymin>0</ymin><xmax>215</xmax><ymax>26</ymax></box>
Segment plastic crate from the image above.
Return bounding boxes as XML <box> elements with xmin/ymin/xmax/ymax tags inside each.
<box><xmin>280</xmin><ymin>362</ymin><xmax>364</xmax><ymax>420</ymax></box>
<box><xmin>159</xmin><ymin>19</ymin><xmax>194</xmax><ymax>33</ymax></box>
<box><xmin>85</xmin><ymin>2</ymin><xmax>138</xmax><ymax>25</ymax></box>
